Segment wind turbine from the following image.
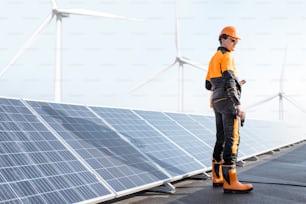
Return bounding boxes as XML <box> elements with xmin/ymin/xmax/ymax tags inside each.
<box><xmin>128</xmin><ymin>0</ymin><xmax>206</xmax><ymax>112</ymax></box>
<box><xmin>0</xmin><ymin>0</ymin><xmax>141</xmax><ymax>102</ymax></box>
<box><xmin>246</xmin><ymin>45</ymin><xmax>305</xmax><ymax>120</ymax></box>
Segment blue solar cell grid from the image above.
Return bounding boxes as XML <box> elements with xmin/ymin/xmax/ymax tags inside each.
<box><xmin>0</xmin><ymin>98</ymin><xmax>113</xmax><ymax>204</ymax></box>
<box><xmin>238</xmin><ymin>120</ymin><xmax>272</xmax><ymax>156</ymax></box>
<box><xmin>166</xmin><ymin>113</ymin><xmax>215</xmax><ymax>146</ymax></box>
<box><xmin>1</xmin><ymin>97</ymin><xmax>304</xmax><ymax>204</ymax></box>
<box><xmin>27</xmin><ymin>100</ymin><xmax>169</xmax><ymax>194</ymax></box>
<box><xmin>188</xmin><ymin>114</ymin><xmax>216</xmax><ymax>131</ymax></box>
<box><xmin>133</xmin><ymin>110</ymin><xmax>213</xmax><ymax>168</ymax></box>
<box><xmin>240</xmin><ymin>120</ymin><xmax>304</xmax><ymax>155</ymax></box>
<box><xmin>90</xmin><ymin>107</ymin><xmax>205</xmax><ymax>178</ymax></box>
<box><xmin>163</xmin><ymin>112</ymin><xmax>214</xmax><ymax>167</ymax></box>
<box><xmin>189</xmin><ymin>114</ymin><xmax>250</xmax><ymax>158</ymax></box>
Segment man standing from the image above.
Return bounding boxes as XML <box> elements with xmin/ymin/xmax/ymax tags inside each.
<box><xmin>205</xmin><ymin>26</ymin><xmax>253</xmax><ymax>193</ymax></box>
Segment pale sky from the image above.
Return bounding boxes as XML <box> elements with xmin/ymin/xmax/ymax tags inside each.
<box><xmin>0</xmin><ymin>0</ymin><xmax>306</xmax><ymax>126</ymax></box>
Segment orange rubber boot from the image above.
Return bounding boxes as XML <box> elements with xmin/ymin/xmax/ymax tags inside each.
<box><xmin>212</xmin><ymin>160</ymin><xmax>223</xmax><ymax>187</ymax></box>
<box><xmin>222</xmin><ymin>165</ymin><xmax>253</xmax><ymax>193</ymax></box>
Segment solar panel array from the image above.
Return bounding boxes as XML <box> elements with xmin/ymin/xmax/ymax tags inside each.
<box><xmin>26</xmin><ymin>101</ymin><xmax>169</xmax><ymax>196</ymax></box>
<box><xmin>0</xmin><ymin>98</ymin><xmax>114</xmax><ymax>204</ymax></box>
<box><xmin>90</xmin><ymin>107</ymin><xmax>204</xmax><ymax>179</ymax></box>
<box><xmin>134</xmin><ymin>110</ymin><xmax>213</xmax><ymax>167</ymax></box>
<box><xmin>0</xmin><ymin>97</ymin><xmax>305</xmax><ymax>203</ymax></box>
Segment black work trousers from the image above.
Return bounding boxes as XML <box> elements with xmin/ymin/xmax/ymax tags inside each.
<box><xmin>212</xmin><ymin>98</ymin><xmax>240</xmax><ymax>165</ymax></box>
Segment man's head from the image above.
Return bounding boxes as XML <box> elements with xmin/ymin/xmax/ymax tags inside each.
<box><xmin>218</xmin><ymin>26</ymin><xmax>240</xmax><ymax>51</ymax></box>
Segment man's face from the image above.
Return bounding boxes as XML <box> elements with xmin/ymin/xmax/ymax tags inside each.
<box><xmin>222</xmin><ymin>36</ymin><xmax>238</xmax><ymax>51</ymax></box>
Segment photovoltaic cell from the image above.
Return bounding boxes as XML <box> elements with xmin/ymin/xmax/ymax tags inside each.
<box><xmin>166</xmin><ymin>113</ymin><xmax>215</xmax><ymax>146</ymax></box>
<box><xmin>133</xmin><ymin>110</ymin><xmax>212</xmax><ymax>168</ymax></box>
<box><xmin>188</xmin><ymin>114</ymin><xmax>216</xmax><ymax>133</ymax></box>
<box><xmin>188</xmin><ymin>114</ymin><xmax>247</xmax><ymax>158</ymax></box>
<box><xmin>26</xmin><ymin>100</ymin><xmax>169</xmax><ymax>194</ymax></box>
<box><xmin>238</xmin><ymin>120</ymin><xmax>272</xmax><ymax>156</ymax></box>
<box><xmin>189</xmin><ymin>114</ymin><xmax>305</xmax><ymax>159</ymax></box>
<box><xmin>239</xmin><ymin>119</ymin><xmax>305</xmax><ymax>157</ymax></box>
<box><xmin>163</xmin><ymin>112</ymin><xmax>215</xmax><ymax>166</ymax></box>
<box><xmin>90</xmin><ymin>107</ymin><xmax>205</xmax><ymax>178</ymax></box>
<box><xmin>0</xmin><ymin>98</ymin><xmax>113</xmax><ymax>204</ymax></box>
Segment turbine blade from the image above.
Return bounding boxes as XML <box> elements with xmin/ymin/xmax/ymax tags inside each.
<box><xmin>0</xmin><ymin>13</ymin><xmax>53</xmax><ymax>78</ymax></box>
<box><xmin>283</xmin><ymin>96</ymin><xmax>306</xmax><ymax>113</ymax></box>
<box><xmin>245</xmin><ymin>94</ymin><xmax>279</xmax><ymax>110</ymax></box>
<box><xmin>180</xmin><ymin>58</ymin><xmax>206</xmax><ymax>71</ymax></box>
<box><xmin>128</xmin><ymin>60</ymin><xmax>177</xmax><ymax>93</ymax></box>
<box><xmin>58</xmin><ymin>9</ymin><xmax>143</xmax><ymax>21</ymax></box>
<box><xmin>50</xmin><ymin>0</ymin><xmax>57</xmax><ymax>9</ymax></box>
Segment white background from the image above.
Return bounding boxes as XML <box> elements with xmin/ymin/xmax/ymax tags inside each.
<box><xmin>0</xmin><ymin>0</ymin><xmax>306</xmax><ymax>126</ymax></box>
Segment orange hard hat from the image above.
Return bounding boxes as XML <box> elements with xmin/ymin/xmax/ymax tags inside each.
<box><xmin>220</xmin><ymin>26</ymin><xmax>240</xmax><ymax>40</ymax></box>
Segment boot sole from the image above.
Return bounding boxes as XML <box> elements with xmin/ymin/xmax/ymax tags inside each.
<box><xmin>224</xmin><ymin>187</ymin><xmax>253</xmax><ymax>194</ymax></box>
<box><xmin>213</xmin><ymin>183</ymin><xmax>223</xmax><ymax>187</ymax></box>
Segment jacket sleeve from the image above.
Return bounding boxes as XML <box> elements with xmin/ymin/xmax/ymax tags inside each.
<box><xmin>205</xmin><ymin>80</ymin><xmax>212</xmax><ymax>90</ymax></box>
<box><xmin>205</xmin><ymin>70</ymin><xmax>213</xmax><ymax>90</ymax></box>
<box><xmin>222</xmin><ymin>70</ymin><xmax>240</xmax><ymax>105</ymax></box>
<box><xmin>220</xmin><ymin>54</ymin><xmax>240</xmax><ymax>105</ymax></box>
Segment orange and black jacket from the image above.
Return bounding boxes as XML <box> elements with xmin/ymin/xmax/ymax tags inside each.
<box><xmin>205</xmin><ymin>46</ymin><xmax>241</xmax><ymax>106</ymax></box>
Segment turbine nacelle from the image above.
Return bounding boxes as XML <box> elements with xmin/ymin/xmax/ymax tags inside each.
<box><xmin>278</xmin><ymin>92</ymin><xmax>284</xmax><ymax>99</ymax></box>
<box><xmin>52</xmin><ymin>9</ymin><xmax>70</xmax><ymax>18</ymax></box>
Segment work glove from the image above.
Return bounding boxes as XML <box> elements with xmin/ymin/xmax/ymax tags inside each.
<box><xmin>234</xmin><ymin>105</ymin><xmax>246</xmax><ymax>127</ymax></box>
<box><xmin>240</xmin><ymin>111</ymin><xmax>246</xmax><ymax>127</ymax></box>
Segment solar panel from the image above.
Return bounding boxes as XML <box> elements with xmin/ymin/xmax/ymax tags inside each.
<box><xmin>188</xmin><ymin>114</ymin><xmax>216</xmax><ymax>131</ymax></box>
<box><xmin>238</xmin><ymin>120</ymin><xmax>274</xmax><ymax>156</ymax></box>
<box><xmin>0</xmin><ymin>98</ymin><xmax>114</xmax><ymax>204</ymax></box>
<box><xmin>26</xmin><ymin>100</ymin><xmax>170</xmax><ymax>195</ymax></box>
<box><xmin>188</xmin><ymin>113</ymin><xmax>248</xmax><ymax>158</ymax></box>
<box><xmin>90</xmin><ymin>107</ymin><xmax>205</xmax><ymax>179</ymax></box>
<box><xmin>271</xmin><ymin>122</ymin><xmax>306</xmax><ymax>145</ymax></box>
<box><xmin>132</xmin><ymin>110</ymin><xmax>213</xmax><ymax>168</ymax></box>
<box><xmin>160</xmin><ymin>112</ymin><xmax>214</xmax><ymax>167</ymax></box>
<box><xmin>240</xmin><ymin>119</ymin><xmax>306</xmax><ymax>157</ymax></box>
<box><xmin>2</xmin><ymin>97</ymin><xmax>304</xmax><ymax>203</ymax></box>
<box><xmin>189</xmin><ymin>114</ymin><xmax>306</xmax><ymax>159</ymax></box>
<box><xmin>166</xmin><ymin>113</ymin><xmax>215</xmax><ymax>146</ymax></box>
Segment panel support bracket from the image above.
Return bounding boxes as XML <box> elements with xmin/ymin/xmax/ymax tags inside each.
<box><xmin>149</xmin><ymin>182</ymin><xmax>176</xmax><ymax>194</ymax></box>
<box><xmin>245</xmin><ymin>156</ymin><xmax>259</xmax><ymax>161</ymax></box>
<box><xmin>190</xmin><ymin>172</ymin><xmax>210</xmax><ymax>180</ymax></box>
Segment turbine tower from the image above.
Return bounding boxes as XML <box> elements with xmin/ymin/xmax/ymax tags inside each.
<box><xmin>128</xmin><ymin>0</ymin><xmax>206</xmax><ymax>112</ymax></box>
<box><xmin>0</xmin><ymin>0</ymin><xmax>141</xmax><ymax>102</ymax></box>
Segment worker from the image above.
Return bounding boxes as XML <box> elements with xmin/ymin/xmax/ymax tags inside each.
<box><xmin>205</xmin><ymin>26</ymin><xmax>253</xmax><ymax>193</ymax></box>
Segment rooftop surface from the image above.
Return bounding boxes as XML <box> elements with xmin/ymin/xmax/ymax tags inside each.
<box><xmin>106</xmin><ymin>140</ymin><xmax>306</xmax><ymax>204</ymax></box>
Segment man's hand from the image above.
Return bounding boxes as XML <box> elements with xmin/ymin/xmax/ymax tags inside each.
<box><xmin>239</xmin><ymin>79</ymin><xmax>246</xmax><ymax>86</ymax></box>
<box><xmin>235</xmin><ymin>105</ymin><xmax>246</xmax><ymax>126</ymax></box>
<box><xmin>239</xmin><ymin>111</ymin><xmax>246</xmax><ymax>126</ymax></box>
